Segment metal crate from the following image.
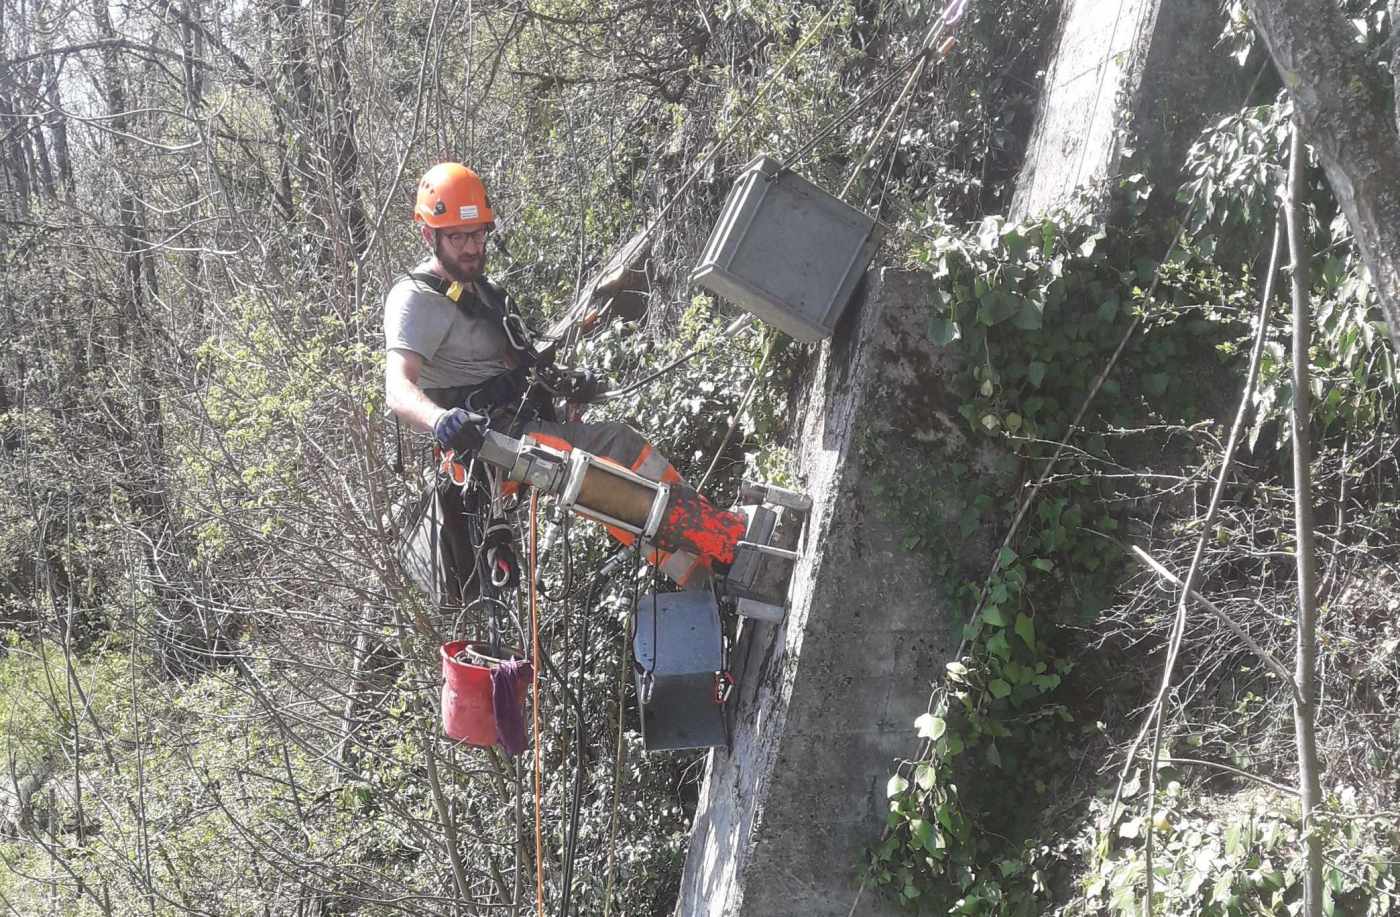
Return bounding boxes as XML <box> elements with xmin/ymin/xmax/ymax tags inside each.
<box><xmin>633</xmin><ymin>590</ymin><xmax>728</xmax><ymax>751</ymax></box>
<box><xmin>691</xmin><ymin>154</ymin><xmax>881</xmax><ymax>342</ymax></box>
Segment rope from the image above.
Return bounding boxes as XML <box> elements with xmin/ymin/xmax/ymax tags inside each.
<box><xmin>595</xmin><ymin>313</ymin><xmax>753</xmax><ymax>401</ymax></box>
<box><xmin>785</xmin><ymin>0</ymin><xmax>969</xmax><ymax>172</ymax></box>
<box><xmin>696</xmin><ymin>336</ymin><xmax>772</xmax><ymax>494</ymax></box>
<box><xmin>601</xmin><ymin>547</ymin><xmax>643</xmax><ymax>917</ymax></box>
<box><xmin>556</xmin><ymin>572</ymin><xmax>604</xmax><ymax>917</ymax></box>
<box><xmin>530</xmin><ymin>489</ymin><xmax>544</xmax><ymax>915</ymax></box>
<box><xmin>549</xmin><ymin>5</ymin><xmax>840</xmax><ymax>364</ymax></box>
<box><xmin>590</xmin><ymin>0</ymin><xmax>972</xmax><ymax>404</ymax></box>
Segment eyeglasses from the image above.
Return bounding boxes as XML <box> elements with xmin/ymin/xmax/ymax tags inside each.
<box><xmin>439</xmin><ymin>226</ymin><xmax>492</xmax><ymax>248</ymax></box>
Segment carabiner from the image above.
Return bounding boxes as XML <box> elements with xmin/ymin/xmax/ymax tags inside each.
<box><xmin>713</xmin><ymin>670</ymin><xmax>735</xmax><ymax>705</ymax></box>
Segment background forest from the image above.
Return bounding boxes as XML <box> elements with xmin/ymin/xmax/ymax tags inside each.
<box><xmin>2</xmin><ymin>0</ymin><xmax>1398</xmax><ymax>915</ymax></box>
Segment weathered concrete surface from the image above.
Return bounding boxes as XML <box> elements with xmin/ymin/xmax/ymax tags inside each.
<box><xmin>675</xmin><ymin>271</ymin><xmax>1002</xmax><ymax>916</ymax></box>
<box><xmin>1012</xmin><ymin>0</ymin><xmax>1250</xmax><ymax>220</ymax></box>
<box><xmin>1011</xmin><ymin>0</ymin><xmax>1162</xmax><ymax>219</ymax></box>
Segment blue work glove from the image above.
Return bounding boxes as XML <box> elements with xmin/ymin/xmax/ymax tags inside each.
<box><xmin>433</xmin><ymin>408</ymin><xmax>488</xmax><ymax>455</ymax></box>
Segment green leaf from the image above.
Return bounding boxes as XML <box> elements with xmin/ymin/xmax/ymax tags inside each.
<box><xmin>887</xmin><ymin>774</ymin><xmax>909</xmax><ymax>798</ymax></box>
<box><xmin>989</xmin><ymin>678</ymin><xmax>1012</xmax><ymax>699</ymax></box>
<box><xmin>915</xmin><ymin>764</ymin><xmax>937</xmax><ymax>790</ymax></box>
<box><xmin>915</xmin><ymin>713</ymin><xmax>947</xmax><ymax>741</ymax></box>
<box><xmin>1096</xmin><ymin>294</ymin><xmax>1119</xmax><ymax>322</ymax></box>
<box><xmin>996</xmin><ymin>546</ymin><xmax>1017</xmax><ymax>569</ymax></box>
<box><xmin>977</xmin><ymin>290</ymin><xmax>1020</xmax><ymax>326</ymax></box>
<box><xmin>1012</xmin><ymin>298</ymin><xmax>1043</xmax><ymax>330</ymax></box>
<box><xmin>978</xmin><ymin>216</ymin><xmax>1002</xmax><ymax>249</ymax></box>
<box><xmin>1027</xmin><ymin>361</ymin><xmax>1047</xmax><ymax>387</ymax></box>
<box><xmin>1015</xmin><ymin>613</ymin><xmax>1036</xmax><ymax>648</ymax></box>
<box><xmin>982</xmin><ymin>605</ymin><xmax>1008</xmax><ymax>627</ymax></box>
<box><xmin>928</xmin><ymin>315</ymin><xmax>961</xmax><ymax>346</ymax></box>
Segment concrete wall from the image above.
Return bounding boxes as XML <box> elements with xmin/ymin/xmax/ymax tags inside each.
<box><xmin>675</xmin><ymin>271</ymin><xmax>1005</xmax><ymax>916</ymax></box>
<box><xmin>1011</xmin><ymin>0</ymin><xmax>1162</xmax><ymax>220</ymax></box>
<box><xmin>673</xmin><ymin>4</ymin><xmax>1250</xmax><ymax>912</ymax></box>
<box><xmin>1012</xmin><ymin>0</ymin><xmax>1249</xmax><ymax>221</ymax></box>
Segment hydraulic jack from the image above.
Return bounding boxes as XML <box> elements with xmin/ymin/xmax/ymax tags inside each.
<box><xmin>475</xmin><ymin>430</ymin><xmax>811</xmax><ymax>612</ymax></box>
<box><xmin>472</xmin><ymin>430</ymin><xmax>813</xmax><ymax>751</ymax></box>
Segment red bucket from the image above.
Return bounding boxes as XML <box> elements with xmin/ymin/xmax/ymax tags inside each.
<box><xmin>440</xmin><ymin>641</ymin><xmax>525</xmax><ymax>747</ymax></box>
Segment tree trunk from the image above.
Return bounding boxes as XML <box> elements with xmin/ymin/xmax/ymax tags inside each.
<box><xmin>91</xmin><ymin>0</ymin><xmax>213</xmax><ymax>675</ymax></box>
<box><xmin>325</xmin><ymin>0</ymin><xmax>367</xmax><ymax>260</ymax></box>
<box><xmin>0</xmin><ymin>86</ymin><xmax>34</xmax><ymax>214</ymax></box>
<box><xmin>42</xmin><ymin>53</ymin><xmax>74</xmax><ymax>194</ymax></box>
<box><xmin>1243</xmin><ymin>0</ymin><xmax>1400</xmax><ymax>356</ymax></box>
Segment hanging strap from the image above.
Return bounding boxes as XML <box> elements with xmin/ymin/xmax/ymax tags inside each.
<box><xmin>403</xmin><ymin>271</ymin><xmax>545</xmax><ymax>367</ymax></box>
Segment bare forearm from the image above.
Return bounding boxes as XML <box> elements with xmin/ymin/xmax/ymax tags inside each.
<box><xmin>386</xmin><ymin>372</ymin><xmax>446</xmax><ymax>434</ymax></box>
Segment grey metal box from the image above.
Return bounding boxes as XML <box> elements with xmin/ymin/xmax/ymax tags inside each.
<box><xmin>691</xmin><ymin>154</ymin><xmax>882</xmax><ymax>342</ymax></box>
<box><xmin>633</xmin><ymin>590</ymin><xmax>727</xmax><ymax>751</ymax></box>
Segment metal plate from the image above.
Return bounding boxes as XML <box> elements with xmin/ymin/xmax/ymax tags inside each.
<box><xmin>691</xmin><ymin>154</ymin><xmax>881</xmax><ymax>342</ymax></box>
<box><xmin>633</xmin><ymin>590</ymin><xmax>727</xmax><ymax>751</ymax></box>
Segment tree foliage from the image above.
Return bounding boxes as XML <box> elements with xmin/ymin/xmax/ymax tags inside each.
<box><xmin>2</xmin><ymin>0</ymin><xmax>1398</xmax><ymax>915</ymax></box>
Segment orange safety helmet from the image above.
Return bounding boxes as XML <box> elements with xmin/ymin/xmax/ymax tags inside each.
<box><xmin>414</xmin><ymin>162</ymin><xmax>494</xmax><ymax>229</ymax></box>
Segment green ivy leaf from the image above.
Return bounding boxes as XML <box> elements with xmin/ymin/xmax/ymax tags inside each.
<box><xmin>928</xmin><ymin>315</ymin><xmax>961</xmax><ymax>346</ymax></box>
<box><xmin>887</xmin><ymin>774</ymin><xmax>908</xmax><ymax>798</ymax></box>
<box><xmin>915</xmin><ymin>713</ymin><xmax>947</xmax><ymax>740</ymax></box>
<box><xmin>915</xmin><ymin>764</ymin><xmax>937</xmax><ymax>791</ymax></box>
<box><xmin>982</xmin><ymin>605</ymin><xmax>1008</xmax><ymax>627</ymax></box>
<box><xmin>1012</xmin><ymin>298</ymin><xmax>1043</xmax><ymax>330</ymax></box>
<box><xmin>1015</xmin><ymin>613</ymin><xmax>1036</xmax><ymax>648</ymax></box>
<box><xmin>1027</xmin><ymin>361</ymin><xmax>1047</xmax><ymax>387</ymax></box>
<box><xmin>989</xmin><ymin>678</ymin><xmax>1012</xmax><ymax>699</ymax></box>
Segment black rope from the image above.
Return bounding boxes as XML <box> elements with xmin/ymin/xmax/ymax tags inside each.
<box><xmin>556</xmin><ymin>552</ymin><xmax>629</xmax><ymax>917</ymax></box>
<box><xmin>595</xmin><ymin>313</ymin><xmax>753</xmax><ymax>401</ymax></box>
<box><xmin>783</xmin><ymin>52</ymin><xmax>927</xmax><ymax>170</ymax></box>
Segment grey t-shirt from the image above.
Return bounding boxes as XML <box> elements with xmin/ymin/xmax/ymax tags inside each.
<box><xmin>383</xmin><ymin>259</ymin><xmax>517</xmax><ymax>389</ymax></box>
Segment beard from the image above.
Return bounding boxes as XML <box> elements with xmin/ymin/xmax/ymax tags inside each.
<box><xmin>434</xmin><ymin>237</ymin><xmax>487</xmax><ymax>283</ymax></box>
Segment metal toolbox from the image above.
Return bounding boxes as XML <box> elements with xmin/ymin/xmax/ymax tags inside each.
<box><xmin>633</xmin><ymin>590</ymin><xmax>728</xmax><ymax>751</ymax></box>
<box><xmin>691</xmin><ymin>154</ymin><xmax>881</xmax><ymax>342</ymax></box>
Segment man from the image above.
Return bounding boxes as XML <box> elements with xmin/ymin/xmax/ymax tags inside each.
<box><xmin>385</xmin><ymin>162</ymin><xmax>731</xmax><ymax>603</ymax></box>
